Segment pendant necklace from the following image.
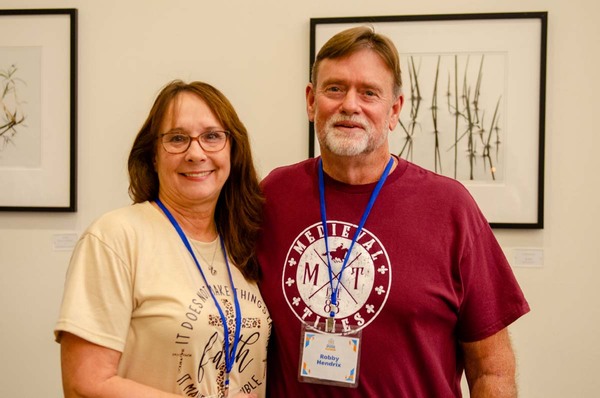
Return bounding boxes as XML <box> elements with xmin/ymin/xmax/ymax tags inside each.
<box><xmin>196</xmin><ymin>236</ymin><xmax>219</xmax><ymax>275</ymax></box>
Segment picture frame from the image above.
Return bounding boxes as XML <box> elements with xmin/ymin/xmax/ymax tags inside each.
<box><xmin>0</xmin><ymin>8</ymin><xmax>77</xmax><ymax>212</ymax></box>
<box><xmin>309</xmin><ymin>12</ymin><xmax>547</xmax><ymax>228</ymax></box>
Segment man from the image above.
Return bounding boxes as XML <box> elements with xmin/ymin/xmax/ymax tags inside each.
<box><xmin>257</xmin><ymin>26</ymin><xmax>529</xmax><ymax>397</ymax></box>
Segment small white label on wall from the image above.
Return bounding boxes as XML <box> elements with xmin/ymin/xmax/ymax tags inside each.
<box><xmin>512</xmin><ymin>248</ymin><xmax>544</xmax><ymax>268</ymax></box>
<box><xmin>53</xmin><ymin>233</ymin><xmax>79</xmax><ymax>251</ymax></box>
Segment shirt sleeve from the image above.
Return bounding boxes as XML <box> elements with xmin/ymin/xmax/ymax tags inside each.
<box><xmin>456</xmin><ymin>222</ymin><xmax>530</xmax><ymax>342</ymax></box>
<box><xmin>54</xmin><ymin>231</ymin><xmax>134</xmax><ymax>352</ymax></box>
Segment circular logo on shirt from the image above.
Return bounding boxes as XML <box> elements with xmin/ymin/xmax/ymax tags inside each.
<box><xmin>282</xmin><ymin>221</ymin><xmax>391</xmax><ymax>333</ymax></box>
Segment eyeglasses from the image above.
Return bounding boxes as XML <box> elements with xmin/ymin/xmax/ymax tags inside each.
<box><xmin>160</xmin><ymin>131</ymin><xmax>230</xmax><ymax>154</ymax></box>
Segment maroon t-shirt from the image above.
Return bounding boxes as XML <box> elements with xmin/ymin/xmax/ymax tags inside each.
<box><xmin>257</xmin><ymin>156</ymin><xmax>529</xmax><ymax>398</ymax></box>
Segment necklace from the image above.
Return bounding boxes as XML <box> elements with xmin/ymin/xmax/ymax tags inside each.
<box><xmin>196</xmin><ymin>236</ymin><xmax>219</xmax><ymax>275</ymax></box>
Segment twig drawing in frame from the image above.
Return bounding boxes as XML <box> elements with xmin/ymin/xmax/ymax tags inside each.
<box><xmin>431</xmin><ymin>55</ymin><xmax>442</xmax><ymax>174</ymax></box>
<box><xmin>398</xmin><ymin>56</ymin><xmax>422</xmax><ymax>161</ymax></box>
<box><xmin>0</xmin><ymin>64</ymin><xmax>27</xmax><ymax>151</ymax></box>
<box><xmin>397</xmin><ymin>53</ymin><xmax>504</xmax><ymax>182</ymax></box>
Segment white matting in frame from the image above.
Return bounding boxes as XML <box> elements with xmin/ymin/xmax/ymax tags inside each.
<box><xmin>309</xmin><ymin>13</ymin><xmax>547</xmax><ymax>228</ymax></box>
<box><xmin>0</xmin><ymin>9</ymin><xmax>77</xmax><ymax>212</ymax></box>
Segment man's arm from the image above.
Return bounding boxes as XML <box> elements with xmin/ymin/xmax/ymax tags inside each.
<box><xmin>461</xmin><ymin>328</ymin><xmax>518</xmax><ymax>398</ymax></box>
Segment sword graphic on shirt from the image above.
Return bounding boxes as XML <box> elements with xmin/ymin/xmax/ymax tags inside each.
<box><xmin>283</xmin><ymin>221</ymin><xmax>391</xmax><ymax>334</ymax></box>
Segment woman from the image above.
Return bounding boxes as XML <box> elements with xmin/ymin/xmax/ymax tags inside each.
<box><xmin>55</xmin><ymin>80</ymin><xmax>270</xmax><ymax>398</ymax></box>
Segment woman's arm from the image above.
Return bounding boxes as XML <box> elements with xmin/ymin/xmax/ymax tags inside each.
<box><xmin>61</xmin><ymin>332</ymin><xmax>257</xmax><ymax>398</ymax></box>
<box><xmin>60</xmin><ymin>332</ymin><xmax>182</xmax><ymax>398</ymax></box>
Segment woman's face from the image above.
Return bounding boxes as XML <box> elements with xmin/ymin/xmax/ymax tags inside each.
<box><xmin>154</xmin><ymin>92</ymin><xmax>231</xmax><ymax>210</ymax></box>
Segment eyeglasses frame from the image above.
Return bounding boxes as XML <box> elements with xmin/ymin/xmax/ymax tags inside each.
<box><xmin>159</xmin><ymin>130</ymin><xmax>230</xmax><ymax>154</ymax></box>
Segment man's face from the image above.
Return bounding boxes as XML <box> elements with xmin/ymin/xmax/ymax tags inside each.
<box><xmin>307</xmin><ymin>48</ymin><xmax>403</xmax><ymax>158</ymax></box>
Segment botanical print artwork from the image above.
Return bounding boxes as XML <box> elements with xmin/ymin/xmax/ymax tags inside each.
<box><xmin>312</xmin><ymin>15</ymin><xmax>546</xmax><ymax>226</ymax></box>
<box><xmin>0</xmin><ymin>47</ymin><xmax>42</xmax><ymax>168</ymax></box>
<box><xmin>0</xmin><ymin>10</ymin><xmax>76</xmax><ymax>210</ymax></box>
<box><xmin>391</xmin><ymin>52</ymin><xmax>507</xmax><ymax>183</ymax></box>
<box><xmin>1</xmin><ymin>64</ymin><xmax>27</xmax><ymax>151</ymax></box>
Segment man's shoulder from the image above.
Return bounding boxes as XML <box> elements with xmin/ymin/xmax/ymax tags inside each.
<box><xmin>402</xmin><ymin>160</ymin><xmax>472</xmax><ymax>196</ymax></box>
<box><xmin>261</xmin><ymin>158</ymin><xmax>316</xmax><ymax>188</ymax></box>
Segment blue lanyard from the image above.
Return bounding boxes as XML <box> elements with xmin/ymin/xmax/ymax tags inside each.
<box><xmin>155</xmin><ymin>198</ymin><xmax>242</xmax><ymax>390</ymax></box>
<box><xmin>318</xmin><ymin>157</ymin><xmax>394</xmax><ymax>318</ymax></box>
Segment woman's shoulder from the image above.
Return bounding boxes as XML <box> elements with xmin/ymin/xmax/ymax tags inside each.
<box><xmin>84</xmin><ymin>201</ymin><xmax>161</xmax><ymax>240</ymax></box>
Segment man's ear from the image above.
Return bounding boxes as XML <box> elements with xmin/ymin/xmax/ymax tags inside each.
<box><xmin>306</xmin><ymin>83</ymin><xmax>316</xmax><ymax>122</ymax></box>
<box><xmin>388</xmin><ymin>94</ymin><xmax>404</xmax><ymax>131</ymax></box>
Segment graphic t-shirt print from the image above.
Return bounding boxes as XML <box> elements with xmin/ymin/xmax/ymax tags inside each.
<box><xmin>283</xmin><ymin>221</ymin><xmax>391</xmax><ymax>334</ymax></box>
<box><xmin>173</xmin><ymin>284</ymin><xmax>267</xmax><ymax>397</ymax></box>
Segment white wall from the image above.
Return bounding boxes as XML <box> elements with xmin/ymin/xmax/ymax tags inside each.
<box><xmin>0</xmin><ymin>0</ymin><xmax>598</xmax><ymax>397</ymax></box>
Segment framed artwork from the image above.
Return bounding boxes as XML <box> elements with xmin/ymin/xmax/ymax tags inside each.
<box><xmin>309</xmin><ymin>12</ymin><xmax>547</xmax><ymax>228</ymax></box>
<box><xmin>0</xmin><ymin>8</ymin><xmax>77</xmax><ymax>212</ymax></box>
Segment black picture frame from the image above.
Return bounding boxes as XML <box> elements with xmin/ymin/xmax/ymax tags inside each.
<box><xmin>309</xmin><ymin>12</ymin><xmax>547</xmax><ymax>228</ymax></box>
<box><xmin>0</xmin><ymin>8</ymin><xmax>78</xmax><ymax>212</ymax></box>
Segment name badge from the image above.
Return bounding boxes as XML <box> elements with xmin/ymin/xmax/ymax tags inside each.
<box><xmin>298</xmin><ymin>323</ymin><xmax>361</xmax><ymax>388</ymax></box>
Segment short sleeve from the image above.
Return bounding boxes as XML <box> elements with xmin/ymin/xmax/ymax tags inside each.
<box><xmin>457</xmin><ymin>223</ymin><xmax>530</xmax><ymax>342</ymax></box>
<box><xmin>54</xmin><ymin>232</ymin><xmax>134</xmax><ymax>352</ymax></box>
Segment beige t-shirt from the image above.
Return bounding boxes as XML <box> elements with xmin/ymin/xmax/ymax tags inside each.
<box><xmin>55</xmin><ymin>202</ymin><xmax>271</xmax><ymax>398</ymax></box>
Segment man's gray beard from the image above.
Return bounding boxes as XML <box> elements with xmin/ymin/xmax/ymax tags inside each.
<box><xmin>318</xmin><ymin>118</ymin><xmax>390</xmax><ymax>157</ymax></box>
<box><xmin>321</xmin><ymin>129</ymin><xmax>369</xmax><ymax>156</ymax></box>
